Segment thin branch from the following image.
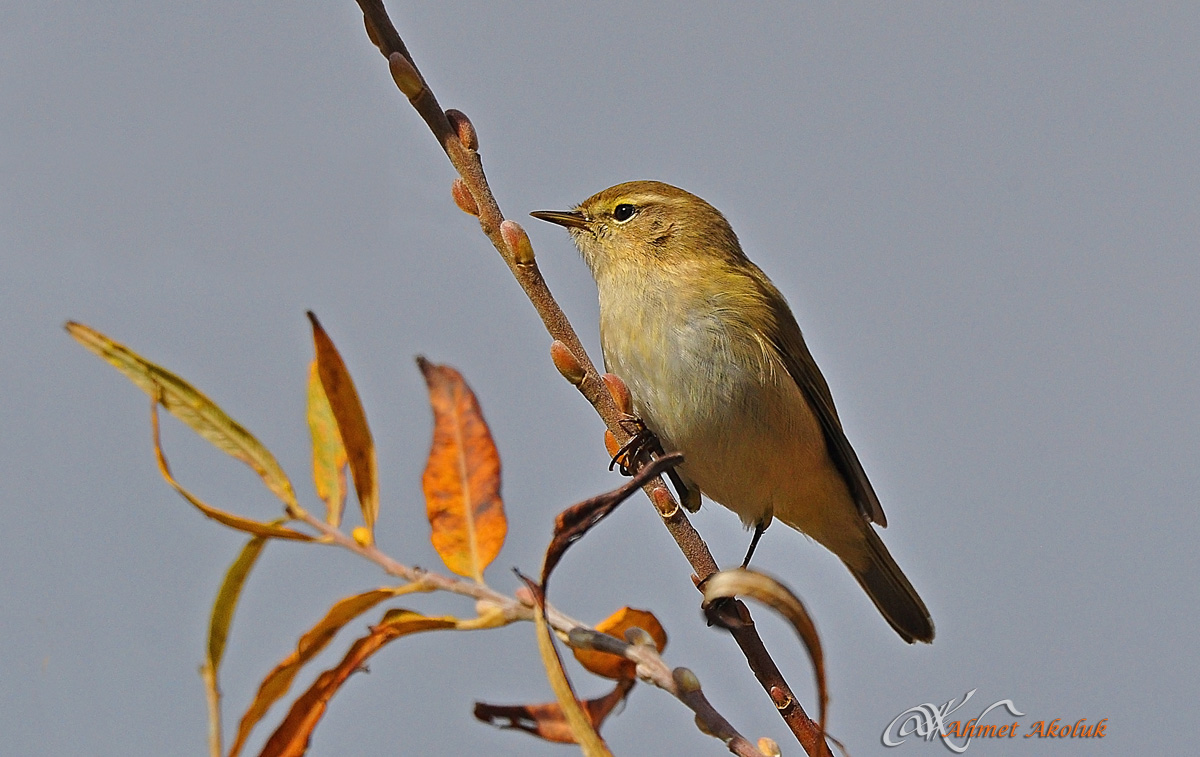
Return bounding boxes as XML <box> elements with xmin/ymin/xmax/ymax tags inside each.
<box><xmin>570</xmin><ymin>628</ymin><xmax>764</xmax><ymax>757</ymax></box>
<box><xmin>296</xmin><ymin>510</ymin><xmax>761</xmax><ymax>753</ymax></box>
<box><xmin>352</xmin><ymin>3</ymin><xmax>832</xmax><ymax>754</ymax></box>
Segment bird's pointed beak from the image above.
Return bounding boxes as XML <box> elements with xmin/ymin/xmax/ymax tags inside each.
<box><xmin>529</xmin><ymin>209</ymin><xmax>589</xmax><ymax>230</ymax></box>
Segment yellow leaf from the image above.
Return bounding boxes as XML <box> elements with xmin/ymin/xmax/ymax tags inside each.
<box><xmin>519</xmin><ymin>575</ymin><xmax>612</xmax><ymax>756</ymax></box>
<box><xmin>66</xmin><ymin>321</ymin><xmax>300</xmax><ymax>509</ymax></box>
<box><xmin>150</xmin><ymin>404</ymin><xmax>311</xmax><ymax>541</ymax></box>
<box><xmin>228</xmin><ymin>585</ymin><xmax>427</xmax><ymax>757</ymax></box>
<box><xmin>417</xmin><ymin>358</ymin><xmax>506</xmax><ymax>581</ymax></box>
<box><xmin>702</xmin><ymin>568</ymin><xmax>829</xmax><ymax>739</ymax></box>
<box><xmin>306</xmin><ymin>360</ymin><xmax>347</xmax><ymax>527</ymax></box>
<box><xmin>258</xmin><ymin>609</ymin><xmax>461</xmax><ymax>757</ymax></box>
<box><xmin>308</xmin><ymin>313</ymin><xmax>378</xmax><ymax>541</ymax></box>
<box><xmin>203</xmin><ymin>532</ymin><xmax>272</xmax><ymax>757</ymax></box>
<box><xmin>572</xmin><ymin>607</ymin><xmax>667</xmax><ymax>681</ymax></box>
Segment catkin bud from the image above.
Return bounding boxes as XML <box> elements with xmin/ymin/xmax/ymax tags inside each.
<box><xmin>550</xmin><ymin>340</ymin><xmax>585</xmax><ymax>385</ymax></box>
<box><xmin>363</xmin><ymin>14</ymin><xmax>381</xmax><ymax>49</ymax></box>
<box><xmin>445</xmin><ymin>109</ymin><xmax>479</xmax><ymax>151</ymax></box>
<box><xmin>673</xmin><ymin>666</ymin><xmax>702</xmax><ymax>694</ymax></box>
<box><xmin>624</xmin><ymin>627</ymin><xmax>656</xmax><ymax>648</ymax></box>
<box><xmin>451</xmin><ymin>178</ymin><xmax>479</xmax><ymax>216</ymax></box>
<box><xmin>500</xmin><ymin>220</ymin><xmax>536</xmax><ymax>265</ymax></box>
<box><xmin>601</xmin><ymin>373</ymin><xmax>633</xmax><ymax>415</ymax></box>
<box><xmin>388</xmin><ymin>53</ymin><xmax>424</xmax><ymax>98</ymax></box>
<box><xmin>651</xmin><ymin>486</ymin><xmax>679</xmax><ymax>518</ymax></box>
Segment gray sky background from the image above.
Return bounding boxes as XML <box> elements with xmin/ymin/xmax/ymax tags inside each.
<box><xmin>4</xmin><ymin>2</ymin><xmax>1197</xmax><ymax>755</ymax></box>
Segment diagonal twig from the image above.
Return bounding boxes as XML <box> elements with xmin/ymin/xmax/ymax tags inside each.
<box><xmin>351</xmin><ymin>3</ymin><xmax>833</xmax><ymax>754</ymax></box>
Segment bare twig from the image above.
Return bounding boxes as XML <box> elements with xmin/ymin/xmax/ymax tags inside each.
<box><xmin>569</xmin><ymin>627</ymin><xmax>763</xmax><ymax>757</ymax></box>
<box><xmin>352</xmin><ymin>2</ymin><xmax>832</xmax><ymax>754</ymax></box>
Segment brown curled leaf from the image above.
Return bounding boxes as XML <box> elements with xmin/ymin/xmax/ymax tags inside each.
<box><xmin>702</xmin><ymin>568</ymin><xmax>828</xmax><ymax>739</ymax></box>
<box><xmin>542</xmin><ymin>454</ymin><xmax>682</xmax><ymax>585</ymax></box>
<box><xmin>473</xmin><ymin>678</ymin><xmax>635</xmax><ymax>744</ymax></box>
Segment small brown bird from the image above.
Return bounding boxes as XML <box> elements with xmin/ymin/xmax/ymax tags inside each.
<box><xmin>533</xmin><ymin>181</ymin><xmax>934</xmax><ymax>643</ymax></box>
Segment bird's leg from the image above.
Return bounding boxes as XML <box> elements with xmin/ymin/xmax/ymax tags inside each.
<box><xmin>609</xmin><ymin>417</ymin><xmax>700</xmax><ymax>511</ymax></box>
<box><xmin>697</xmin><ymin>574</ymin><xmax>752</xmax><ymax>630</ymax></box>
<box><xmin>740</xmin><ymin>516</ymin><xmax>772</xmax><ymax>568</ymax></box>
<box><xmin>666</xmin><ymin>468</ymin><xmax>700</xmax><ymax>512</ymax></box>
<box><xmin>609</xmin><ymin>416</ymin><xmax>655</xmax><ymax>476</ymax></box>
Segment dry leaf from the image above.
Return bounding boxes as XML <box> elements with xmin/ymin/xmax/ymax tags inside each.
<box><xmin>702</xmin><ymin>568</ymin><xmax>828</xmax><ymax>738</ymax></box>
<box><xmin>417</xmin><ymin>357</ymin><xmax>505</xmax><ymax>581</ymax></box>
<box><xmin>541</xmin><ymin>454</ymin><xmax>681</xmax><ymax>585</ymax></box>
<box><xmin>307</xmin><ymin>312</ymin><xmax>378</xmax><ymax>541</ymax></box>
<box><xmin>306</xmin><ymin>360</ymin><xmax>347</xmax><ymax>527</ymax></box>
<box><xmin>150</xmin><ymin>403</ymin><xmax>311</xmax><ymax>541</ymax></box>
<box><xmin>203</xmin><ymin>532</ymin><xmax>271</xmax><ymax>757</ymax></box>
<box><xmin>572</xmin><ymin>607</ymin><xmax>667</xmax><ymax>681</ymax></box>
<box><xmin>66</xmin><ymin>321</ymin><xmax>299</xmax><ymax>510</ymax></box>
<box><xmin>227</xmin><ymin>585</ymin><xmax>425</xmax><ymax>757</ymax></box>
<box><xmin>517</xmin><ymin>574</ymin><xmax>612</xmax><ymax>756</ymax></box>
<box><xmin>258</xmin><ymin>609</ymin><xmax>461</xmax><ymax>757</ymax></box>
<box><xmin>474</xmin><ymin>678</ymin><xmax>635</xmax><ymax>744</ymax></box>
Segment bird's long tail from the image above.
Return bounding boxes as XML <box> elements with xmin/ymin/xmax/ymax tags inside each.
<box><xmin>844</xmin><ymin>526</ymin><xmax>935</xmax><ymax>644</ymax></box>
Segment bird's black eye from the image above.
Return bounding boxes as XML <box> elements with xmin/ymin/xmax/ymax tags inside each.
<box><xmin>612</xmin><ymin>203</ymin><xmax>636</xmax><ymax>222</ymax></box>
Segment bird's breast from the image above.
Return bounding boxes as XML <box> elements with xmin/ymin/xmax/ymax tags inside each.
<box><xmin>597</xmin><ymin>273</ymin><xmax>833</xmax><ymax>525</ymax></box>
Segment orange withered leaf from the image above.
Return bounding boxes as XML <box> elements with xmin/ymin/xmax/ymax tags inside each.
<box><xmin>307</xmin><ymin>312</ymin><xmax>378</xmax><ymax>542</ymax></box>
<box><xmin>572</xmin><ymin>607</ymin><xmax>668</xmax><ymax>681</ymax></box>
<box><xmin>257</xmin><ymin>609</ymin><xmax>459</xmax><ymax>757</ymax></box>
<box><xmin>417</xmin><ymin>357</ymin><xmax>506</xmax><ymax>582</ymax></box>
<box><xmin>228</xmin><ymin>585</ymin><xmax>424</xmax><ymax>757</ymax></box>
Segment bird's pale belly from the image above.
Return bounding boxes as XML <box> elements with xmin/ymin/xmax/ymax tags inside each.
<box><xmin>602</xmin><ymin>305</ymin><xmax>845</xmax><ymax>533</ymax></box>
